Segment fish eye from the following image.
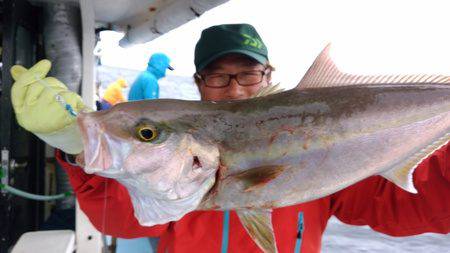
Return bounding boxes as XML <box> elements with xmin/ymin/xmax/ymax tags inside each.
<box><xmin>136</xmin><ymin>125</ymin><xmax>157</xmax><ymax>142</ymax></box>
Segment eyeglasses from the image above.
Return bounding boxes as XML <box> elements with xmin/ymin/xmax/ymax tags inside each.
<box><xmin>196</xmin><ymin>69</ymin><xmax>269</xmax><ymax>88</ymax></box>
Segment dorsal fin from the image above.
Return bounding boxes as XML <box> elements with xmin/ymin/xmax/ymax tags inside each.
<box><xmin>297</xmin><ymin>44</ymin><xmax>450</xmax><ymax>89</ymax></box>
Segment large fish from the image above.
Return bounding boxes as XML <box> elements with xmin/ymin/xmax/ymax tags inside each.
<box><xmin>78</xmin><ymin>45</ymin><xmax>450</xmax><ymax>253</ymax></box>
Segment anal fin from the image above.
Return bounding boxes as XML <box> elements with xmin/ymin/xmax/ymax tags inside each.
<box><xmin>381</xmin><ymin>132</ymin><xmax>450</xmax><ymax>193</ymax></box>
<box><xmin>237</xmin><ymin>209</ymin><xmax>277</xmax><ymax>253</ymax></box>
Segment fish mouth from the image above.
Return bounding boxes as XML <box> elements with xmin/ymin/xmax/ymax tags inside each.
<box><xmin>77</xmin><ymin>112</ymin><xmax>105</xmax><ymax>172</ymax></box>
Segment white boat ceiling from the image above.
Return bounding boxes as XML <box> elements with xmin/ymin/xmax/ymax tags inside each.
<box><xmin>30</xmin><ymin>0</ymin><xmax>229</xmax><ymax>46</ymax></box>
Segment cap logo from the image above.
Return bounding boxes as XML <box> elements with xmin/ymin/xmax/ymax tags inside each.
<box><xmin>242</xmin><ymin>33</ymin><xmax>263</xmax><ymax>49</ymax></box>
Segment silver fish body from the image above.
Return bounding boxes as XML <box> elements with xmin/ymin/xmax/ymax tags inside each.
<box><xmin>78</xmin><ymin>84</ymin><xmax>449</xmax><ymax>211</ymax></box>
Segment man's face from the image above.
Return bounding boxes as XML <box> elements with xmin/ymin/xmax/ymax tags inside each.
<box><xmin>197</xmin><ymin>54</ymin><xmax>271</xmax><ymax>101</ymax></box>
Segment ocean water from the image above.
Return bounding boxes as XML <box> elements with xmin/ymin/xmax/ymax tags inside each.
<box><xmin>323</xmin><ymin>217</ymin><xmax>450</xmax><ymax>253</ymax></box>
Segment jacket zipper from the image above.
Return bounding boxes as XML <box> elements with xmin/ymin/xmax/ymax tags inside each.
<box><xmin>294</xmin><ymin>211</ymin><xmax>304</xmax><ymax>253</ymax></box>
<box><xmin>221</xmin><ymin>210</ymin><xmax>230</xmax><ymax>253</ymax></box>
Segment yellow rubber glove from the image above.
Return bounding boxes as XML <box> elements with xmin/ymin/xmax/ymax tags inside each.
<box><xmin>10</xmin><ymin>59</ymin><xmax>89</xmax><ymax>154</ymax></box>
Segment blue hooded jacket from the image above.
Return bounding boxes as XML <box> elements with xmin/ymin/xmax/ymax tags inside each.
<box><xmin>128</xmin><ymin>53</ymin><xmax>172</xmax><ymax>101</ymax></box>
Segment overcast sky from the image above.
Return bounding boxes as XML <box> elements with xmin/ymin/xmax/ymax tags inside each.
<box><xmin>97</xmin><ymin>0</ymin><xmax>450</xmax><ymax>90</ymax></box>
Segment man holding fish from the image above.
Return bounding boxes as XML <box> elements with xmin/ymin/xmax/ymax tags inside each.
<box><xmin>10</xmin><ymin>24</ymin><xmax>450</xmax><ymax>253</ymax></box>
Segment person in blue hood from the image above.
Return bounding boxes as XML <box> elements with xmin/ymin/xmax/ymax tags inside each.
<box><xmin>128</xmin><ymin>53</ymin><xmax>174</xmax><ymax>101</ymax></box>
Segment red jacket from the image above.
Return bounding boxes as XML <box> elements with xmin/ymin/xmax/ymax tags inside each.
<box><xmin>57</xmin><ymin>143</ymin><xmax>450</xmax><ymax>253</ymax></box>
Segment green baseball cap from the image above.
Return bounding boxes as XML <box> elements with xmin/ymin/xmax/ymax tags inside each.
<box><xmin>194</xmin><ymin>24</ymin><xmax>269</xmax><ymax>71</ymax></box>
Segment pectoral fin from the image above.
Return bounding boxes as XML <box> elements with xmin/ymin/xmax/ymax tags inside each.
<box><xmin>237</xmin><ymin>209</ymin><xmax>277</xmax><ymax>253</ymax></box>
<box><xmin>381</xmin><ymin>133</ymin><xmax>450</xmax><ymax>193</ymax></box>
<box><xmin>234</xmin><ymin>165</ymin><xmax>285</xmax><ymax>192</ymax></box>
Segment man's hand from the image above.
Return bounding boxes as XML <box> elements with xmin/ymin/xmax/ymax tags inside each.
<box><xmin>10</xmin><ymin>60</ymin><xmax>88</xmax><ymax>154</ymax></box>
